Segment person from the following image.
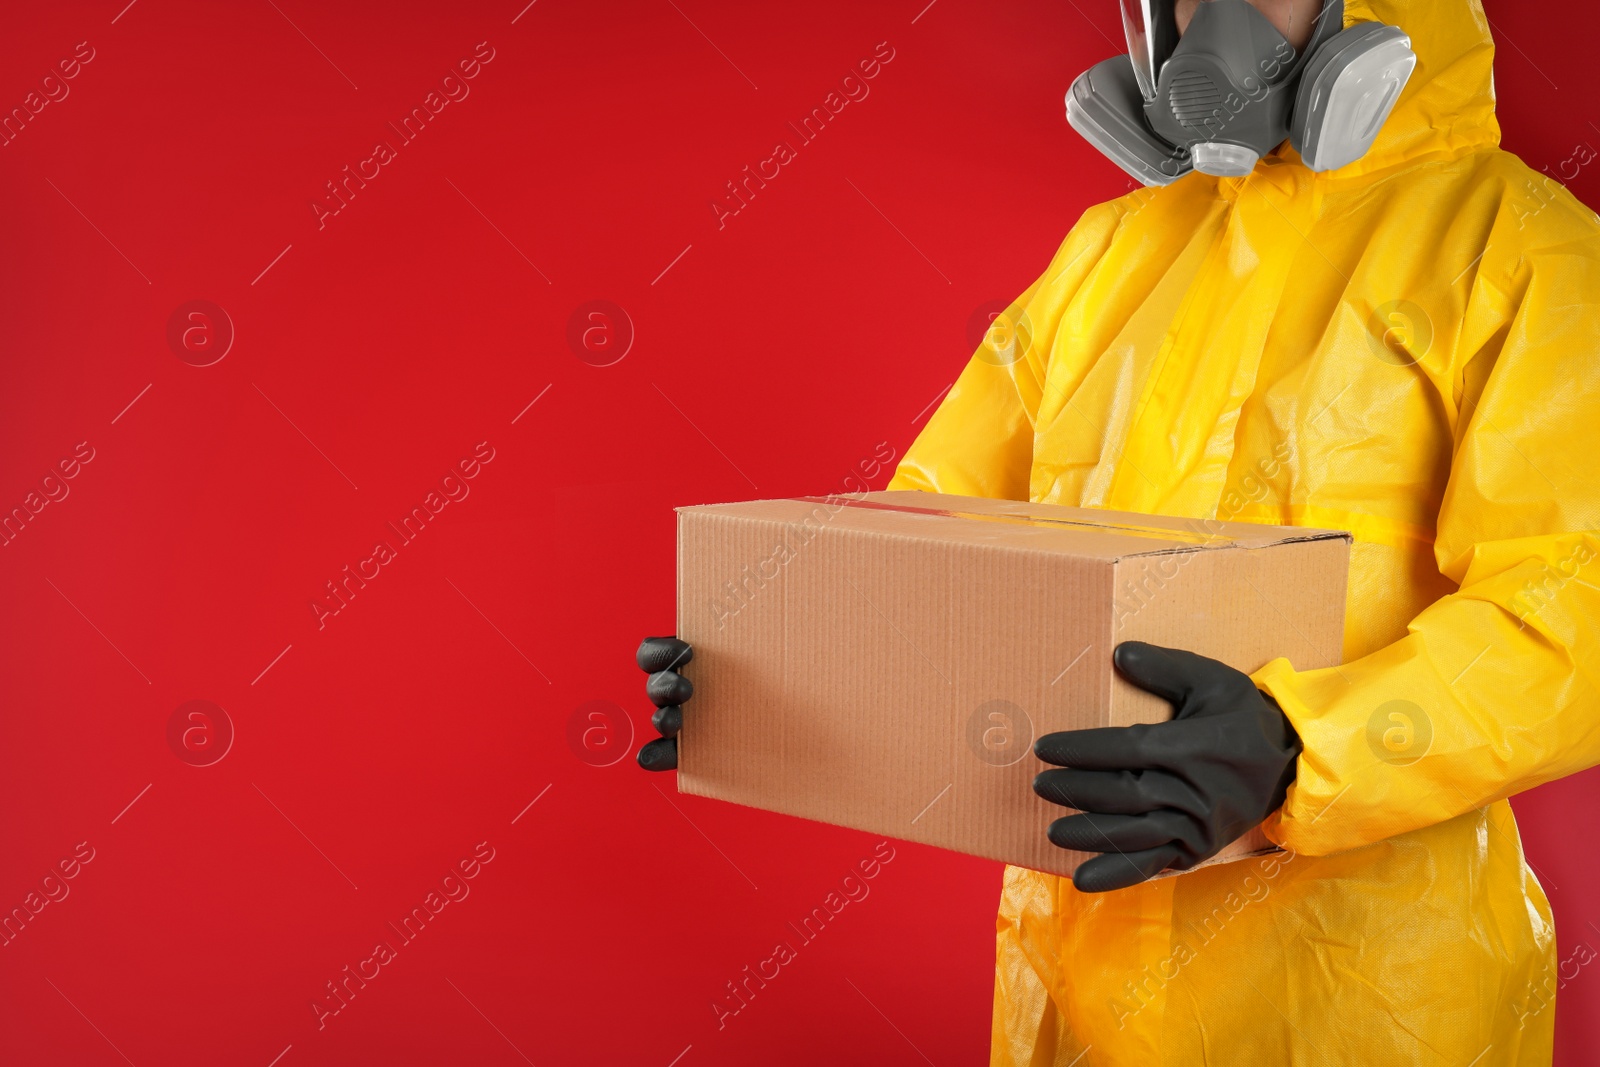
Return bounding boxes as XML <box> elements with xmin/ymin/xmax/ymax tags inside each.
<box><xmin>639</xmin><ymin>0</ymin><xmax>1599</xmax><ymax>1061</ymax></box>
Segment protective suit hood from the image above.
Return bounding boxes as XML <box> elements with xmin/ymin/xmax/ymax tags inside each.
<box><xmin>1319</xmin><ymin>0</ymin><xmax>1499</xmax><ymax>176</ymax></box>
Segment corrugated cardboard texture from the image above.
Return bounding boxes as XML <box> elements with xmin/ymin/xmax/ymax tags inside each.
<box><xmin>676</xmin><ymin>491</ymin><xmax>1350</xmax><ymax>878</ymax></box>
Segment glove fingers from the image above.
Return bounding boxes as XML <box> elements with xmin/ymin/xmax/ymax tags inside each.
<box><xmin>637</xmin><ymin>637</ymin><xmax>693</xmax><ymax>674</ymax></box>
<box><xmin>651</xmin><ymin>704</ymin><xmax>683</xmax><ymax>737</ymax></box>
<box><xmin>638</xmin><ymin>640</ymin><xmax>691</xmax><ymax>771</ymax></box>
<box><xmin>1071</xmin><ymin>845</ymin><xmax>1183</xmax><ymax>893</ymax></box>
<box><xmin>1034</xmin><ymin>724</ymin><xmax>1162</xmax><ymax>771</ymax></box>
<box><xmin>1035</xmin><ymin>717</ymin><xmax>1212</xmax><ymax>771</ymax></box>
<box><xmin>1034</xmin><ymin>726</ymin><xmax>1143</xmax><ymax>769</ymax></box>
<box><xmin>1112</xmin><ymin>641</ymin><xmax>1212</xmax><ymax>708</ymax></box>
<box><xmin>646</xmin><ymin>670</ymin><xmax>693</xmax><ymax>707</ymax></box>
<box><xmin>1047</xmin><ymin>810</ymin><xmax>1193</xmax><ymax>853</ymax></box>
<box><xmin>1033</xmin><ymin>767</ymin><xmax>1199</xmax><ymax>815</ymax></box>
<box><xmin>637</xmin><ymin>736</ymin><xmax>678</xmax><ymax>771</ymax></box>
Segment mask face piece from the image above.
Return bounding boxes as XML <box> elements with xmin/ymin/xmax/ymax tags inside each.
<box><xmin>1144</xmin><ymin>0</ymin><xmax>1325</xmax><ymax>176</ymax></box>
<box><xmin>1067</xmin><ymin>0</ymin><xmax>1414</xmax><ymax>185</ymax></box>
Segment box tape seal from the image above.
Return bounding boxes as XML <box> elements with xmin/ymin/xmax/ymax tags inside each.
<box><xmin>792</xmin><ymin>496</ymin><xmax>1235</xmax><ymax>546</ymax></box>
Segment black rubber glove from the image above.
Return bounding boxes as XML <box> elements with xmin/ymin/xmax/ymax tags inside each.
<box><xmin>636</xmin><ymin>636</ymin><xmax>693</xmax><ymax>771</ymax></box>
<box><xmin>1033</xmin><ymin>641</ymin><xmax>1301</xmax><ymax>894</ymax></box>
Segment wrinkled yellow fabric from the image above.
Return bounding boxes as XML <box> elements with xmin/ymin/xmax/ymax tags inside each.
<box><xmin>889</xmin><ymin>1</ymin><xmax>1600</xmax><ymax>1062</ymax></box>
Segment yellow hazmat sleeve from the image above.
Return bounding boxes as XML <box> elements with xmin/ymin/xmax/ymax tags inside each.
<box><xmin>1257</xmin><ymin>239</ymin><xmax>1600</xmax><ymax>855</ymax></box>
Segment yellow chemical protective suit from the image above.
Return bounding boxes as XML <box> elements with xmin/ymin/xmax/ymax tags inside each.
<box><xmin>889</xmin><ymin>0</ymin><xmax>1600</xmax><ymax>1062</ymax></box>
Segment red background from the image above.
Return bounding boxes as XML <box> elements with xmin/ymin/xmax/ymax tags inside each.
<box><xmin>1</xmin><ymin>2</ymin><xmax>1597</xmax><ymax>1064</ymax></box>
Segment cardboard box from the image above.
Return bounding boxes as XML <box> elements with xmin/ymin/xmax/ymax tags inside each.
<box><xmin>675</xmin><ymin>490</ymin><xmax>1349</xmax><ymax>878</ymax></box>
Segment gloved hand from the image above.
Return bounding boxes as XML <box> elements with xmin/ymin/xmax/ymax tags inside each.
<box><xmin>1032</xmin><ymin>641</ymin><xmax>1301</xmax><ymax>894</ymax></box>
<box><xmin>635</xmin><ymin>636</ymin><xmax>693</xmax><ymax>771</ymax></box>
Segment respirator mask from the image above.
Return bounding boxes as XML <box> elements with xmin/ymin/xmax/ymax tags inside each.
<box><xmin>1066</xmin><ymin>0</ymin><xmax>1416</xmax><ymax>185</ymax></box>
